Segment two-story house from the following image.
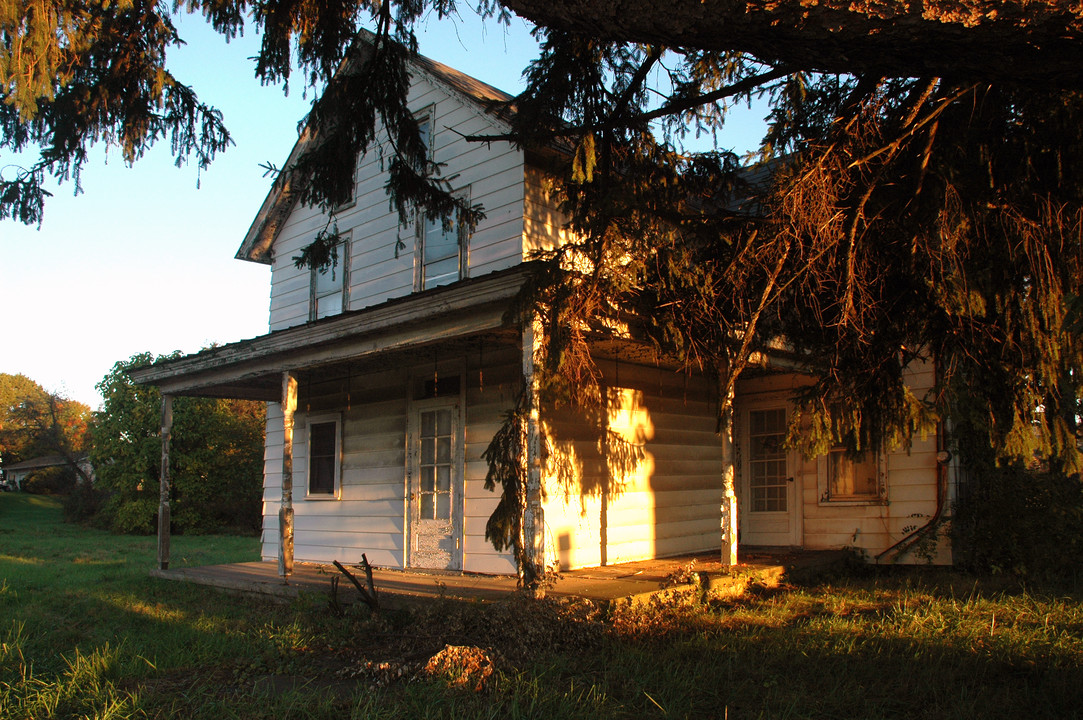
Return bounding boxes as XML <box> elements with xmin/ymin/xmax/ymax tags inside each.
<box><xmin>131</xmin><ymin>49</ymin><xmax>954</xmax><ymax>577</ymax></box>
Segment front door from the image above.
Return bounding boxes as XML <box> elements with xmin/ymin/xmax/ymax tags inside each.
<box><xmin>407</xmin><ymin>399</ymin><xmax>463</xmax><ymax>570</ymax></box>
<box><xmin>739</xmin><ymin>406</ymin><xmax>800</xmax><ymax>546</ymax></box>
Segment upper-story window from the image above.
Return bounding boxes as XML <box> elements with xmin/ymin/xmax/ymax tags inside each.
<box><xmin>417</xmin><ymin>108</ymin><xmax>433</xmax><ymax>165</ymax></box>
<box><xmin>410</xmin><ymin>106</ymin><xmax>468</xmax><ymax>291</ymax></box>
<box><xmin>310</xmin><ymin>237</ymin><xmax>349</xmax><ymax>320</ymax></box>
<box><xmin>417</xmin><ymin>192</ymin><xmax>468</xmax><ymax>291</ymax></box>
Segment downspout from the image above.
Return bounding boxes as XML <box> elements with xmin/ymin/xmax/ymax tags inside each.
<box><xmin>875</xmin><ymin>422</ymin><xmax>949</xmax><ymax>563</ymax></box>
<box><xmin>875</xmin><ymin>357</ymin><xmax>949</xmax><ymax>564</ymax></box>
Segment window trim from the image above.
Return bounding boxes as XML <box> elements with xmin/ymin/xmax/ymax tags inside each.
<box><xmin>309</xmin><ymin>234</ymin><xmax>350</xmax><ymax>321</ymax></box>
<box><xmin>817</xmin><ymin>448</ymin><xmax>887</xmax><ymax>505</ymax></box>
<box><xmin>305</xmin><ymin>413</ymin><xmax>342</xmax><ymax>500</ymax></box>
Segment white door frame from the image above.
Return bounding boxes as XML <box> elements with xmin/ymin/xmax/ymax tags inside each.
<box><xmin>737</xmin><ymin>399</ymin><xmax>802</xmax><ymax>547</ymax></box>
<box><xmin>406</xmin><ymin>394</ymin><xmax>465</xmax><ymax>570</ymax></box>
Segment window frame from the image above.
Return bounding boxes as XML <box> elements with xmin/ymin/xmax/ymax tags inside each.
<box><xmin>415</xmin><ymin>187</ymin><xmax>470</xmax><ymax>291</ymax></box>
<box><xmin>817</xmin><ymin>448</ymin><xmax>887</xmax><ymax>505</ymax></box>
<box><xmin>305</xmin><ymin>413</ymin><xmax>342</xmax><ymax>500</ymax></box>
<box><xmin>414</xmin><ymin>105</ymin><xmax>435</xmax><ymax>168</ymax></box>
<box><xmin>309</xmin><ymin>235</ymin><xmax>350</xmax><ymax>321</ymax></box>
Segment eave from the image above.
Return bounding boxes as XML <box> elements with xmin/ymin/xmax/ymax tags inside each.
<box><xmin>128</xmin><ymin>265</ymin><xmax>533</xmax><ymax>400</ymax></box>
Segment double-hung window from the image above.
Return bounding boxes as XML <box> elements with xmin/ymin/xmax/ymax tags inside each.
<box><xmin>310</xmin><ymin>237</ymin><xmax>349</xmax><ymax>320</ymax></box>
<box><xmin>306</xmin><ymin>415</ymin><xmax>340</xmax><ymax>498</ymax></box>
<box><xmin>411</xmin><ymin>106</ymin><xmax>469</xmax><ymax>291</ymax></box>
<box><xmin>418</xmin><ymin>195</ymin><xmax>467</xmax><ymax>290</ymax></box>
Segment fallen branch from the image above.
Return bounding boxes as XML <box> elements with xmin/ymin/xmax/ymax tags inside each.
<box><xmin>332</xmin><ymin>554</ymin><xmax>380</xmax><ymax>611</ymax></box>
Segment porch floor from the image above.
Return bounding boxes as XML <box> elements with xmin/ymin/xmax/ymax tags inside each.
<box><xmin>150</xmin><ymin>548</ymin><xmax>851</xmax><ymax>607</ymax></box>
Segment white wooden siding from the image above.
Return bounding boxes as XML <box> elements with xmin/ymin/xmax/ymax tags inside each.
<box><xmin>260</xmin><ymin>346</ymin><xmax>521</xmax><ymax>573</ymax></box>
<box><xmin>541</xmin><ymin>360</ymin><xmax>722</xmax><ymax>571</ymax></box>
<box><xmin>523</xmin><ymin>165</ymin><xmax>571</xmax><ymax>256</ymax></box>
<box><xmin>735</xmin><ymin>361</ymin><xmax>948</xmax><ymax>563</ymax></box>
<box><xmin>266</xmin><ymin>71</ymin><xmax>526</xmax><ymax>332</ymax></box>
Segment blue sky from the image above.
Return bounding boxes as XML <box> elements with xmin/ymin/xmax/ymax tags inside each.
<box><xmin>0</xmin><ymin>11</ymin><xmax>766</xmax><ymax>408</ymax></box>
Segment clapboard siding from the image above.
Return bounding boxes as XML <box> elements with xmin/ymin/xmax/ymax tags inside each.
<box><xmin>266</xmin><ymin>69</ymin><xmax>526</xmax><ymax>332</ymax></box>
<box><xmin>541</xmin><ymin>358</ymin><xmax>722</xmax><ymax>570</ymax></box>
<box><xmin>260</xmin><ymin>343</ymin><xmax>520</xmax><ymax>573</ymax></box>
<box><xmin>524</xmin><ymin>164</ymin><xmax>570</xmax><ymax>254</ymax></box>
<box><xmin>462</xmin><ymin>344</ymin><xmax>521</xmax><ymax>574</ymax></box>
<box><xmin>771</xmin><ymin>358</ymin><xmax>947</xmax><ymax>563</ymax></box>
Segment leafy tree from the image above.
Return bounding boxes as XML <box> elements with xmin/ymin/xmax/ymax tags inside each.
<box><xmin>90</xmin><ymin>353</ymin><xmax>265</xmax><ymax>534</ymax></box>
<box><xmin>0</xmin><ymin>373</ymin><xmax>91</xmax><ymax>483</ymax></box>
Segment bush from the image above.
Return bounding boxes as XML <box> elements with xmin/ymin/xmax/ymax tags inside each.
<box><xmin>953</xmin><ymin>464</ymin><xmax>1083</xmax><ymax>579</ymax></box>
<box><xmin>62</xmin><ymin>483</ymin><xmax>107</xmax><ymax>524</ymax></box>
<box><xmin>23</xmin><ymin>466</ymin><xmax>78</xmax><ymax>495</ymax></box>
<box><xmin>102</xmin><ymin>495</ymin><xmax>159</xmax><ymax>535</ymax></box>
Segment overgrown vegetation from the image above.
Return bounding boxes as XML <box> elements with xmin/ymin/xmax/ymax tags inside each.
<box><xmin>79</xmin><ymin>353</ymin><xmax>265</xmax><ymax>535</ymax></box>
<box><xmin>3</xmin><ymin>492</ymin><xmax>1082</xmax><ymax>719</ymax></box>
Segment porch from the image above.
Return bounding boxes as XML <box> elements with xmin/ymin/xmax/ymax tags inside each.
<box><xmin>150</xmin><ymin>549</ymin><xmax>852</xmax><ymax>608</ymax></box>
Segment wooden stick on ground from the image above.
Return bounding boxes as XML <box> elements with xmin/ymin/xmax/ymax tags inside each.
<box><xmin>332</xmin><ymin>555</ymin><xmax>380</xmax><ymax>611</ymax></box>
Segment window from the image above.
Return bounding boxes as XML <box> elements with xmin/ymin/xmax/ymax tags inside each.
<box><xmin>310</xmin><ymin>238</ymin><xmax>349</xmax><ymax>320</ymax></box>
<box><xmin>821</xmin><ymin>449</ymin><xmax>884</xmax><ymax>503</ymax></box>
<box><xmin>306</xmin><ymin>416</ymin><xmax>340</xmax><ymax>498</ymax></box>
<box><xmin>417</xmin><ymin>109</ymin><xmax>433</xmax><ymax>165</ymax></box>
<box><xmin>748</xmin><ymin>408</ymin><xmax>788</xmax><ymax>512</ymax></box>
<box><xmin>418</xmin><ymin>408</ymin><xmax>454</xmax><ymax>520</ymax></box>
<box><xmin>418</xmin><ymin>202</ymin><xmax>466</xmax><ymax>290</ymax></box>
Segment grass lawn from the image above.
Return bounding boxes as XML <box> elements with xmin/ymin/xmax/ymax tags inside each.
<box><xmin>2</xmin><ymin>491</ymin><xmax>1081</xmax><ymax>719</ymax></box>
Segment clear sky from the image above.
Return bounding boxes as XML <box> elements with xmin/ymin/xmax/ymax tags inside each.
<box><xmin>0</xmin><ymin>11</ymin><xmax>766</xmax><ymax>409</ymax></box>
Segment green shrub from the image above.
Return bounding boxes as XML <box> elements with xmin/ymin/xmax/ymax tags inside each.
<box><xmin>62</xmin><ymin>482</ymin><xmax>107</xmax><ymax>524</ymax></box>
<box><xmin>22</xmin><ymin>466</ymin><xmax>78</xmax><ymax>495</ymax></box>
<box><xmin>953</xmin><ymin>464</ymin><xmax>1083</xmax><ymax>579</ymax></box>
<box><xmin>103</xmin><ymin>495</ymin><xmax>159</xmax><ymax>535</ymax></box>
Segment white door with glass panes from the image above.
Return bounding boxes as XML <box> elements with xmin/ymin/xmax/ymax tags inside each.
<box><xmin>407</xmin><ymin>399</ymin><xmax>463</xmax><ymax>570</ymax></box>
<box><xmin>739</xmin><ymin>406</ymin><xmax>801</xmax><ymax>546</ymax></box>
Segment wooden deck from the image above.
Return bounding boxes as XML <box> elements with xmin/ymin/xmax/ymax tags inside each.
<box><xmin>151</xmin><ymin>549</ymin><xmax>852</xmax><ymax>607</ymax></box>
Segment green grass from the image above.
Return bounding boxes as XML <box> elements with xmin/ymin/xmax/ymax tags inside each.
<box><xmin>2</xmin><ymin>492</ymin><xmax>1082</xmax><ymax>719</ymax></box>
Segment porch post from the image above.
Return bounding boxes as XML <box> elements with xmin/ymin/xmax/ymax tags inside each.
<box><xmin>279</xmin><ymin>372</ymin><xmax>298</xmax><ymax>578</ymax></box>
<box><xmin>157</xmin><ymin>394</ymin><xmax>173</xmax><ymax>570</ymax></box>
<box><xmin>521</xmin><ymin>320</ymin><xmax>545</xmax><ymax>581</ymax></box>
<box><xmin>721</xmin><ymin>386</ymin><xmax>738</xmax><ymax>567</ymax></box>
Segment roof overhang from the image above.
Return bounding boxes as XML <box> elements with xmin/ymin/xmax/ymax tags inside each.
<box><xmin>128</xmin><ymin>266</ymin><xmax>532</xmax><ymax>401</ymax></box>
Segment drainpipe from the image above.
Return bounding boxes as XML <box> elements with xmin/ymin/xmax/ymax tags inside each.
<box><xmin>876</xmin><ymin>356</ymin><xmax>950</xmax><ymax>563</ymax></box>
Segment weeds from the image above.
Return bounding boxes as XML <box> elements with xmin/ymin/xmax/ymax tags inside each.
<box><xmin>2</xmin><ymin>493</ymin><xmax>1082</xmax><ymax>719</ymax></box>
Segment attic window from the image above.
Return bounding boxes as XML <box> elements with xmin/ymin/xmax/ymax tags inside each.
<box><xmin>310</xmin><ymin>238</ymin><xmax>349</xmax><ymax>320</ymax></box>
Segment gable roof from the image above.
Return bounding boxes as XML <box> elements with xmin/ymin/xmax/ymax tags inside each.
<box><xmin>235</xmin><ymin>40</ymin><xmax>516</xmax><ymax>266</ymax></box>
<box><xmin>2</xmin><ymin>454</ymin><xmax>87</xmax><ymax>472</ymax></box>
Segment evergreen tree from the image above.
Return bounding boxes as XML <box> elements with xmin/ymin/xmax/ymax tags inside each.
<box><xmin>5</xmin><ymin>0</ymin><xmax>1082</xmax><ymax>470</ymax></box>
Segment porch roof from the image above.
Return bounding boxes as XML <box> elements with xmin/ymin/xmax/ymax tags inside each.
<box><xmin>128</xmin><ymin>265</ymin><xmax>532</xmax><ymax>401</ymax></box>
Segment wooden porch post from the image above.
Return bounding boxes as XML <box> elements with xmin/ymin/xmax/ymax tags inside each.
<box><xmin>522</xmin><ymin>320</ymin><xmax>545</xmax><ymax>580</ymax></box>
<box><xmin>157</xmin><ymin>394</ymin><xmax>173</xmax><ymax>570</ymax></box>
<box><xmin>721</xmin><ymin>386</ymin><xmax>738</xmax><ymax>567</ymax></box>
<box><xmin>279</xmin><ymin>372</ymin><xmax>298</xmax><ymax>578</ymax></box>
